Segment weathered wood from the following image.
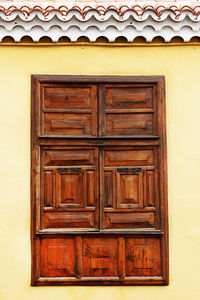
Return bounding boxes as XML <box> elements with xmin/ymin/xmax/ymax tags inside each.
<box><xmin>31</xmin><ymin>75</ymin><xmax>168</xmax><ymax>286</ymax></box>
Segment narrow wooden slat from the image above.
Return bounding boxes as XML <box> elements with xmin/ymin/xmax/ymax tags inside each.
<box><xmin>43</xmin><ymin>109</ymin><xmax>92</xmax><ymax>114</ymax></box>
<box><xmin>99</xmin><ymin>147</ymin><xmax>104</xmax><ymax>230</ymax></box>
<box><xmin>44</xmin><ymin>171</ymin><xmax>53</xmax><ymax>207</ymax></box>
<box><xmin>105</xmin><ymin>108</ymin><xmax>154</xmax><ymax>113</ymax></box>
<box><xmin>118</xmin><ymin>237</ymin><xmax>125</xmax><ymax>279</ymax></box>
<box><xmin>43</xmin><ymin>207</ymin><xmax>96</xmax><ymax>212</ymax></box>
<box><xmin>98</xmin><ymin>85</ymin><xmax>105</xmax><ymax>136</ymax></box>
<box><xmin>36</xmin><ymin>229</ymin><xmax>163</xmax><ymax>235</ymax></box>
<box><xmin>75</xmin><ymin>237</ymin><xmax>82</xmax><ymax>278</ymax></box>
<box><xmin>91</xmin><ymin>85</ymin><xmax>98</xmax><ymax>136</ymax></box>
<box><xmin>32</xmin><ymin>75</ymin><xmax>164</xmax><ymax>84</ymax></box>
<box><xmin>35</xmin><ymin>146</ymin><xmax>41</xmax><ymax>232</ymax></box>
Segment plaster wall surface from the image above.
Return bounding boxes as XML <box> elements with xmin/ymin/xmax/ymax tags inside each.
<box><xmin>0</xmin><ymin>43</ymin><xmax>200</xmax><ymax>300</ymax></box>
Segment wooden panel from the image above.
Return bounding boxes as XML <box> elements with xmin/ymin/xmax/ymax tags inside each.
<box><xmin>102</xmin><ymin>148</ymin><xmax>157</xmax><ymax>229</ymax></box>
<box><xmin>38</xmin><ymin>235</ymin><xmax>163</xmax><ymax>283</ymax></box>
<box><xmin>82</xmin><ymin>237</ymin><xmax>118</xmax><ymax>277</ymax></box>
<box><xmin>99</xmin><ymin>84</ymin><xmax>156</xmax><ymax>137</ymax></box>
<box><xmin>44</xmin><ymin>212</ymin><xmax>95</xmax><ymax>228</ymax></box>
<box><xmin>44</xmin><ymin>171</ymin><xmax>53</xmax><ymax>207</ymax></box>
<box><xmin>54</xmin><ymin>168</ymin><xmax>97</xmax><ymax>209</ymax></box>
<box><xmin>40</xmin><ymin>238</ymin><xmax>76</xmax><ymax>277</ymax></box>
<box><xmin>56</xmin><ymin>169</ymin><xmax>82</xmax><ymax>207</ymax></box>
<box><xmin>105</xmin><ymin>113</ymin><xmax>153</xmax><ymax>136</ymax></box>
<box><xmin>104</xmin><ymin>212</ymin><xmax>155</xmax><ymax>229</ymax></box>
<box><xmin>116</xmin><ymin>169</ymin><xmax>143</xmax><ymax>208</ymax></box>
<box><xmin>42</xmin><ymin>148</ymin><xmax>98</xmax><ymax>230</ymax></box>
<box><xmin>104</xmin><ymin>149</ymin><xmax>154</xmax><ymax>166</ymax></box>
<box><xmin>104</xmin><ymin>170</ymin><xmax>115</xmax><ymax>208</ymax></box>
<box><xmin>43</xmin><ymin>85</ymin><xmax>92</xmax><ymax>109</ymax></box>
<box><xmin>105</xmin><ymin>85</ymin><xmax>153</xmax><ymax>109</ymax></box>
<box><xmin>75</xmin><ymin>236</ymin><xmax>83</xmax><ymax>278</ymax></box>
<box><xmin>85</xmin><ymin>169</ymin><xmax>95</xmax><ymax>207</ymax></box>
<box><xmin>41</xmin><ymin>84</ymin><xmax>97</xmax><ymax>137</ymax></box>
<box><xmin>144</xmin><ymin>169</ymin><xmax>158</xmax><ymax>208</ymax></box>
<box><xmin>125</xmin><ymin>238</ymin><xmax>161</xmax><ymax>277</ymax></box>
<box><xmin>45</xmin><ymin>148</ymin><xmax>94</xmax><ymax>166</ymax></box>
<box><xmin>118</xmin><ymin>237</ymin><xmax>125</xmax><ymax>279</ymax></box>
<box><xmin>43</xmin><ymin>113</ymin><xmax>92</xmax><ymax>136</ymax></box>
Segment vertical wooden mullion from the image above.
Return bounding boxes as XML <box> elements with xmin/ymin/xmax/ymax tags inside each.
<box><xmin>153</xmin><ymin>84</ymin><xmax>158</xmax><ymax>136</ymax></box>
<box><xmin>98</xmin><ymin>85</ymin><xmax>105</xmax><ymax>137</ymax></box>
<box><xmin>116</xmin><ymin>170</ymin><xmax>120</xmax><ymax>209</ymax></box>
<box><xmin>35</xmin><ymin>146</ymin><xmax>41</xmax><ymax>232</ymax></box>
<box><xmin>139</xmin><ymin>171</ymin><xmax>144</xmax><ymax>208</ymax></box>
<box><xmin>40</xmin><ymin>149</ymin><xmax>45</xmax><ymax>230</ymax></box>
<box><xmin>33</xmin><ymin>237</ymin><xmax>41</xmax><ymax>284</ymax></box>
<box><xmin>82</xmin><ymin>168</ymin><xmax>87</xmax><ymax>208</ymax></box>
<box><xmin>75</xmin><ymin>236</ymin><xmax>82</xmax><ymax>279</ymax></box>
<box><xmin>111</xmin><ymin>169</ymin><xmax>115</xmax><ymax>208</ymax></box>
<box><xmin>154</xmin><ymin>169</ymin><xmax>159</xmax><ymax>228</ymax></box>
<box><xmin>118</xmin><ymin>237</ymin><xmax>125</xmax><ymax>279</ymax></box>
<box><xmin>143</xmin><ymin>169</ymin><xmax>147</xmax><ymax>208</ymax></box>
<box><xmin>158</xmin><ymin>78</ymin><xmax>168</xmax><ymax>283</ymax></box>
<box><xmin>54</xmin><ymin>170</ymin><xmax>60</xmax><ymax>208</ymax></box>
<box><xmin>96</xmin><ymin>146</ymin><xmax>100</xmax><ymax>230</ymax></box>
<box><xmin>91</xmin><ymin>85</ymin><xmax>98</xmax><ymax>137</ymax></box>
<box><xmin>114</xmin><ymin>169</ymin><xmax>117</xmax><ymax>209</ymax></box>
<box><xmin>99</xmin><ymin>146</ymin><xmax>104</xmax><ymax>230</ymax></box>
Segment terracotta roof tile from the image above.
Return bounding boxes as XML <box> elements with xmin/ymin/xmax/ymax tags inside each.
<box><xmin>0</xmin><ymin>1</ymin><xmax>200</xmax><ymax>42</ymax></box>
<box><xmin>0</xmin><ymin>1</ymin><xmax>200</xmax><ymax>20</ymax></box>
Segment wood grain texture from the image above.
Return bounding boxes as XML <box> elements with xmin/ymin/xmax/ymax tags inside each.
<box><xmin>102</xmin><ymin>147</ymin><xmax>158</xmax><ymax>230</ymax></box>
<box><xmin>35</xmin><ymin>235</ymin><xmax>163</xmax><ymax>285</ymax></box>
<box><xmin>104</xmin><ymin>148</ymin><xmax>154</xmax><ymax>166</ymax></box>
<box><xmin>105</xmin><ymin>85</ymin><xmax>153</xmax><ymax>109</ymax></box>
<box><xmin>31</xmin><ymin>75</ymin><xmax>168</xmax><ymax>286</ymax></box>
<box><xmin>99</xmin><ymin>84</ymin><xmax>156</xmax><ymax>137</ymax></box>
<box><xmin>40</xmin><ymin>146</ymin><xmax>99</xmax><ymax>230</ymax></box>
<box><xmin>43</xmin><ymin>85</ymin><xmax>93</xmax><ymax>110</ymax></box>
<box><xmin>40</xmin><ymin>83</ymin><xmax>97</xmax><ymax>137</ymax></box>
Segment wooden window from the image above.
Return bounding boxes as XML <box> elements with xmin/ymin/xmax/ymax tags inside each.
<box><xmin>31</xmin><ymin>75</ymin><xmax>168</xmax><ymax>285</ymax></box>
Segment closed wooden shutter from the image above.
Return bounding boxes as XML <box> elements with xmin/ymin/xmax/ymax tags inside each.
<box><xmin>31</xmin><ymin>75</ymin><xmax>168</xmax><ymax>285</ymax></box>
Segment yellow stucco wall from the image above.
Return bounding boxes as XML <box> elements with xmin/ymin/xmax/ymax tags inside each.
<box><xmin>0</xmin><ymin>43</ymin><xmax>200</xmax><ymax>300</ymax></box>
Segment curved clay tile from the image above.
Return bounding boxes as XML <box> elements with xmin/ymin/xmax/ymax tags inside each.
<box><xmin>0</xmin><ymin>1</ymin><xmax>200</xmax><ymax>42</ymax></box>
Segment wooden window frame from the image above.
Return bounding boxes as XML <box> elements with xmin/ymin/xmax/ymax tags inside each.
<box><xmin>31</xmin><ymin>75</ymin><xmax>168</xmax><ymax>286</ymax></box>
